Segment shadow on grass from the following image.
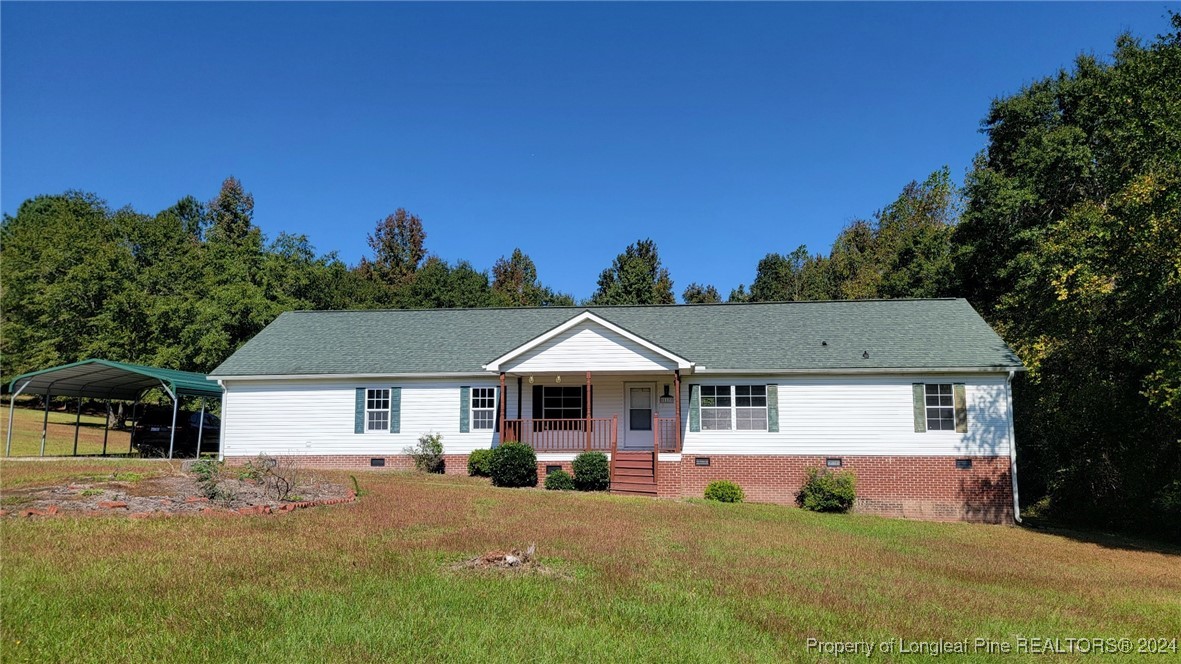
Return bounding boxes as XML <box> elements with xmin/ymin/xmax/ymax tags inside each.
<box><xmin>1019</xmin><ymin>517</ymin><xmax>1181</xmax><ymax>556</ymax></box>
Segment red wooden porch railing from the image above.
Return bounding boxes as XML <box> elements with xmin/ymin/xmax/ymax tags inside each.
<box><xmin>503</xmin><ymin>418</ymin><xmax>616</xmax><ymax>452</ymax></box>
<box><xmin>654</xmin><ymin>417</ymin><xmax>678</xmax><ymax>453</ymax></box>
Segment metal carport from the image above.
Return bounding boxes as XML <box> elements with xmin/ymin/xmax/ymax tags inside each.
<box><xmin>5</xmin><ymin>359</ymin><xmax>223</xmax><ymax>459</ymax></box>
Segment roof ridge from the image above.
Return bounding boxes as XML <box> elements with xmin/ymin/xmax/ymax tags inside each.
<box><xmin>280</xmin><ymin>297</ymin><xmax>965</xmax><ymax>315</ymax></box>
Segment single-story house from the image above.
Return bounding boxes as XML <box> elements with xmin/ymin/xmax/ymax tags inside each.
<box><xmin>209</xmin><ymin>299</ymin><xmax>1025</xmax><ymax>522</ymax></box>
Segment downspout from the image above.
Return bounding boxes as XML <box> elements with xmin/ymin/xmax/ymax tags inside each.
<box><xmin>1006</xmin><ymin>370</ymin><xmax>1021</xmax><ymax>524</ymax></box>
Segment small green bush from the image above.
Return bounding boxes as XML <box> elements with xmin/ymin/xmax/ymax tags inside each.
<box><xmin>572</xmin><ymin>451</ymin><xmax>610</xmax><ymax>491</ymax></box>
<box><xmin>544</xmin><ymin>469</ymin><xmax>575</xmax><ymax>491</ymax></box>
<box><xmin>190</xmin><ymin>458</ymin><xmax>223</xmax><ymax>483</ymax></box>
<box><xmin>467</xmin><ymin>449</ymin><xmax>494</xmax><ymax>477</ymax></box>
<box><xmin>404</xmin><ymin>432</ymin><xmax>445</xmax><ymax>473</ymax></box>
<box><xmin>704</xmin><ymin>480</ymin><xmax>745</xmax><ymax>503</ymax></box>
<box><xmin>490</xmin><ymin>442</ymin><xmax>537</xmax><ymax>488</ymax></box>
<box><xmin>797</xmin><ymin>467</ymin><xmax>856</xmax><ymax>513</ymax></box>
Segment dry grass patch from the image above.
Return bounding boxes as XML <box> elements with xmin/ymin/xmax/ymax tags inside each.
<box><xmin>1</xmin><ymin>460</ymin><xmax>1178</xmax><ymax>662</ymax></box>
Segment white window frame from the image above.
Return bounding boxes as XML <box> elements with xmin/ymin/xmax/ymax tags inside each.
<box><xmin>471</xmin><ymin>387</ymin><xmax>497</xmax><ymax>430</ymax></box>
<box><xmin>366</xmin><ymin>388</ymin><xmax>391</xmax><ymax>432</ymax></box>
<box><xmin>699</xmin><ymin>384</ymin><xmax>768</xmax><ymax>432</ymax></box>
<box><xmin>924</xmin><ymin>383</ymin><xmax>956</xmax><ymax>432</ymax></box>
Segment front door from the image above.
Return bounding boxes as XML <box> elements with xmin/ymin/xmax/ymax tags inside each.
<box><xmin>623</xmin><ymin>382</ymin><xmax>656</xmax><ymax>449</ymax></box>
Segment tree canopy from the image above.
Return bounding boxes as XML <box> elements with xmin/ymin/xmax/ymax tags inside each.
<box><xmin>588</xmin><ymin>238</ymin><xmax>675</xmax><ymax>305</ymax></box>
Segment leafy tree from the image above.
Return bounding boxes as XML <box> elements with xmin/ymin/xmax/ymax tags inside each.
<box><xmin>727</xmin><ymin>284</ymin><xmax>750</xmax><ymax>303</ymax></box>
<box><xmin>359</xmin><ymin>208</ymin><xmax>427</xmax><ymax>288</ymax></box>
<box><xmin>206</xmin><ymin>176</ymin><xmax>254</xmax><ymax>245</ymax></box>
<box><xmin>952</xmin><ymin>15</ymin><xmax>1181</xmax><ymax>530</ymax></box>
<box><xmin>749</xmin><ymin>245</ymin><xmax>833</xmax><ymax>302</ymax></box>
<box><xmin>491</xmin><ymin>248</ymin><xmax>574</xmax><ymax>307</ymax></box>
<box><xmin>682</xmin><ymin>282</ymin><xmax>721</xmax><ymax>304</ymax></box>
<box><xmin>589</xmin><ymin>238</ymin><xmax>674</xmax><ymax>305</ymax></box>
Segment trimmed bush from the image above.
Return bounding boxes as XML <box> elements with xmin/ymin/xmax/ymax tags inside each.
<box><xmin>490</xmin><ymin>442</ymin><xmax>538</xmax><ymax>488</ymax></box>
<box><xmin>797</xmin><ymin>467</ymin><xmax>856</xmax><ymax>513</ymax></box>
<box><xmin>572</xmin><ymin>451</ymin><xmax>610</xmax><ymax>491</ymax></box>
<box><xmin>404</xmin><ymin>433</ymin><xmax>445</xmax><ymax>473</ymax></box>
<box><xmin>704</xmin><ymin>480</ymin><xmax>745</xmax><ymax>503</ymax></box>
<box><xmin>467</xmin><ymin>449</ymin><xmax>494</xmax><ymax>477</ymax></box>
<box><xmin>544</xmin><ymin>469</ymin><xmax>575</xmax><ymax>491</ymax></box>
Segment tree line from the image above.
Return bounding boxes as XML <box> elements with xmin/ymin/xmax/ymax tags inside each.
<box><xmin>2</xmin><ymin>16</ymin><xmax>1177</xmax><ymax>534</ymax></box>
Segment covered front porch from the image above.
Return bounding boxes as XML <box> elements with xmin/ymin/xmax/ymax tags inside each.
<box><xmin>496</xmin><ymin>371</ymin><xmax>683</xmax><ymax>454</ymax></box>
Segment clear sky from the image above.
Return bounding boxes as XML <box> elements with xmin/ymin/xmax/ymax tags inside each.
<box><xmin>1</xmin><ymin>2</ymin><xmax>1171</xmax><ymax>301</ymax></box>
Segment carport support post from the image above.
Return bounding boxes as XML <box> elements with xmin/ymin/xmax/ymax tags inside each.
<box><xmin>72</xmin><ymin>397</ymin><xmax>83</xmax><ymax>456</ymax></box>
<box><xmin>5</xmin><ymin>382</ymin><xmax>28</xmax><ymax>457</ymax></box>
<box><xmin>196</xmin><ymin>399</ymin><xmax>206</xmax><ymax>457</ymax></box>
<box><xmin>129</xmin><ymin>398</ymin><xmax>140</xmax><ymax>454</ymax></box>
<box><xmin>102</xmin><ymin>400</ymin><xmax>111</xmax><ymax>456</ymax></box>
<box><xmin>166</xmin><ymin>390</ymin><xmax>179</xmax><ymax>460</ymax></box>
<box><xmin>40</xmin><ymin>392</ymin><xmax>51</xmax><ymax>457</ymax></box>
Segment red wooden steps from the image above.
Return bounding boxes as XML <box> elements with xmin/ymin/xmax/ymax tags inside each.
<box><xmin>610</xmin><ymin>451</ymin><xmax>657</xmax><ymax>496</ymax></box>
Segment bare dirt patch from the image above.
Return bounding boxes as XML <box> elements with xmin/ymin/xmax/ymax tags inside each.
<box><xmin>0</xmin><ymin>469</ymin><xmax>353</xmax><ymax>518</ymax></box>
<box><xmin>450</xmin><ymin>544</ymin><xmax>570</xmax><ymax>578</ymax></box>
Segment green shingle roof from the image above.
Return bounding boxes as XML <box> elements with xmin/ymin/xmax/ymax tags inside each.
<box><xmin>209</xmin><ymin>299</ymin><xmax>1023</xmax><ymax>377</ymax></box>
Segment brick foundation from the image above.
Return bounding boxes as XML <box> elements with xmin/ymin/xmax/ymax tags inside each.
<box><xmin>226</xmin><ymin>453</ymin><xmax>1014</xmax><ymax>524</ymax></box>
<box><xmin>673</xmin><ymin>454</ymin><xmax>1013</xmax><ymax>523</ymax></box>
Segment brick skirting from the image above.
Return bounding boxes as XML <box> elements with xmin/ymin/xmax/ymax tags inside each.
<box><xmin>228</xmin><ymin>453</ymin><xmax>1014</xmax><ymax>524</ymax></box>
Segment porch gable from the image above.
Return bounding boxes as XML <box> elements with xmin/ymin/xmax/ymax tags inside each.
<box><xmin>485</xmin><ymin>312</ymin><xmax>691</xmax><ymax>374</ymax></box>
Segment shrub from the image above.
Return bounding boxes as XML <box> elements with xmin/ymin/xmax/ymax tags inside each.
<box><xmin>544</xmin><ymin>469</ymin><xmax>575</xmax><ymax>491</ymax></box>
<box><xmin>572</xmin><ymin>451</ymin><xmax>610</xmax><ymax>491</ymax></box>
<box><xmin>704</xmin><ymin>480</ymin><xmax>745</xmax><ymax>503</ymax></box>
<box><xmin>467</xmin><ymin>448</ymin><xmax>494</xmax><ymax>477</ymax></box>
<box><xmin>797</xmin><ymin>467</ymin><xmax>856</xmax><ymax>513</ymax></box>
<box><xmin>190</xmin><ymin>458</ymin><xmax>234</xmax><ymax>501</ymax></box>
<box><xmin>243</xmin><ymin>453</ymin><xmax>303</xmax><ymax>501</ymax></box>
<box><xmin>404</xmin><ymin>432</ymin><xmax>445</xmax><ymax>473</ymax></box>
<box><xmin>490</xmin><ymin>442</ymin><xmax>537</xmax><ymax>488</ymax></box>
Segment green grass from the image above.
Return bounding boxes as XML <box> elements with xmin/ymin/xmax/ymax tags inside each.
<box><xmin>2</xmin><ymin>459</ymin><xmax>1178</xmax><ymax>663</ymax></box>
<box><xmin>1</xmin><ymin>401</ymin><xmax>132</xmax><ymax>457</ymax></box>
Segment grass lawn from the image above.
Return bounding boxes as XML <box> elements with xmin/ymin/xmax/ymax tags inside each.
<box><xmin>2</xmin><ymin>460</ymin><xmax>1178</xmax><ymax>663</ymax></box>
<box><xmin>2</xmin><ymin>402</ymin><xmax>133</xmax><ymax>458</ymax></box>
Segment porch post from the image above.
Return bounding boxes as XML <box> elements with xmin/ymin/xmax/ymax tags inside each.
<box><xmin>674</xmin><ymin>370</ymin><xmax>682</xmax><ymax>453</ymax></box>
<box><xmin>585</xmin><ymin>371</ymin><xmax>592</xmax><ymax>451</ymax></box>
<box><xmin>499</xmin><ymin>372</ymin><xmax>506</xmax><ymax>440</ymax></box>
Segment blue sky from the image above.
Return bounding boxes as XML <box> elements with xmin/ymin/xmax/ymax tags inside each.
<box><xmin>1</xmin><ymin>2</ymin><xmax>1171</xmax><ymax>301</ymax></box>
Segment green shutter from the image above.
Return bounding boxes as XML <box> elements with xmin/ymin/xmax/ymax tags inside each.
<box><xmin>688</xmin><ymin>384</ymin><xmax>701</xmax><ymax>432</ymax></box>
<box><xmin>459</xmin><ymin>386</ymin><xmax>470</xmax><ymax>433</ymax></box>
<box><xmin>912</xmin><ymin>384</ymin><xmax>926</xmax><ymax>433</ymax></box>
<box><xmin>766</xmin><ymin>384</ymin><xmax>779</xmax><ymax>433</ymax></box>
<box><xmin>355</xmin><ymin>388</ymin><xmax>365</xmax><ymax>434</ymax></box>
<box><xmin>953</xmin><ymin>383</ymin><xmax>967</xmax><ymax>433</ymax></box>
<box><xmin>390</xmin><ymin>387</ymin><xmax>401</xmax><ymax>434</ymax></box>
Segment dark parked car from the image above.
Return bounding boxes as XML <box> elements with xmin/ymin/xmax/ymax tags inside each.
<box><xmin>132</xmin><ymin>406</ymin><xmax>220</xmax><ymax>457</ymax></box>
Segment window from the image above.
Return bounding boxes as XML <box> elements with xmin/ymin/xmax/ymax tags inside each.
<box><xmin>471</xmin><ymin>387</ymin><xmax>496</xmax><ymax>430</ymax></box>
<box><xmin>925</xmin><ymin>383</ymin><xmax>955</xmax><ymax>431</ymax></box>
<box><xmin>541</xmin><ymin>386</ymin><xmax>583</xmax><ymax>420</ymax></box>
<box><xmin>700</xmin><ymin>385</ymin><xmax>767</xmax><ymax>431</ymax></box>
<box><xmin>366</xmin><ymin>388</ymin><xmax>390</xmax><ymax>431</ymax></box>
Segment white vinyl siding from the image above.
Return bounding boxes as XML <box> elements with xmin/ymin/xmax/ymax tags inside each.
<box><xmin>502</xmin><ymin>320</ymin><xmax>679</xmax><ymax>373</ymax></box>
<box><xmin>221</xmin><ymin>378</ymin><xmax>508</xmax><ymax>457</ymax></box>
<box><xmin>220</xmin><ymin>373</ymin><xmax>1013</xmax><ymax>460</ymax></box>
<box><xmin>682</xmin><ymin>374</ymin><xmax>1011</xmax><ymax>457</ymax></box>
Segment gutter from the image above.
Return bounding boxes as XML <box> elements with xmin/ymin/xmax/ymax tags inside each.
<box><xmin>691</xmin><ymin>366</ymin><xmax>1026</xmax><ymax>375</ymax></box>
<box><xmin>1006</xmin><ymin>370</ymin><xmax>1022</xmax><ymax>524</ymax></box>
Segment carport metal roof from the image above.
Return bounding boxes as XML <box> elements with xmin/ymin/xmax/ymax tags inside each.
<box><xmin>7</xmin><ymin>359</ymin><xmax>222</xmax><ymax>401</ymax></box>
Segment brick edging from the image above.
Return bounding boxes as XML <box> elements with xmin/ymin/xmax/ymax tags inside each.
<box><xmin>2</xmin><ymin>490</ymin><xmax>358</xmax><ymax>519</ymax></box>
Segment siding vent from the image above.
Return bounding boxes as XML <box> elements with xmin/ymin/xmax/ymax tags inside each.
<box><xmin>545</xmin><ymin>465</ymin><xmax>562</xmax><ymax>475</ymax></box>
<box><xmin>370</xmin><ymin>458</ymin><xmax>385</xmax><ymax>467</ymax></box>
<box><xmin>694</xmin><ymin>457</ymin><xmax>710</xmax><ymax>467</ymax></box>
<box><xmin>955</xmin><ymin>458</ymin><xmax>973</xmax><ymax>470</ymax></box>
<box><xmin>826</xmin><ymin>458</ymin><xmax>843</xmax><ymax>468</ymax></box>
